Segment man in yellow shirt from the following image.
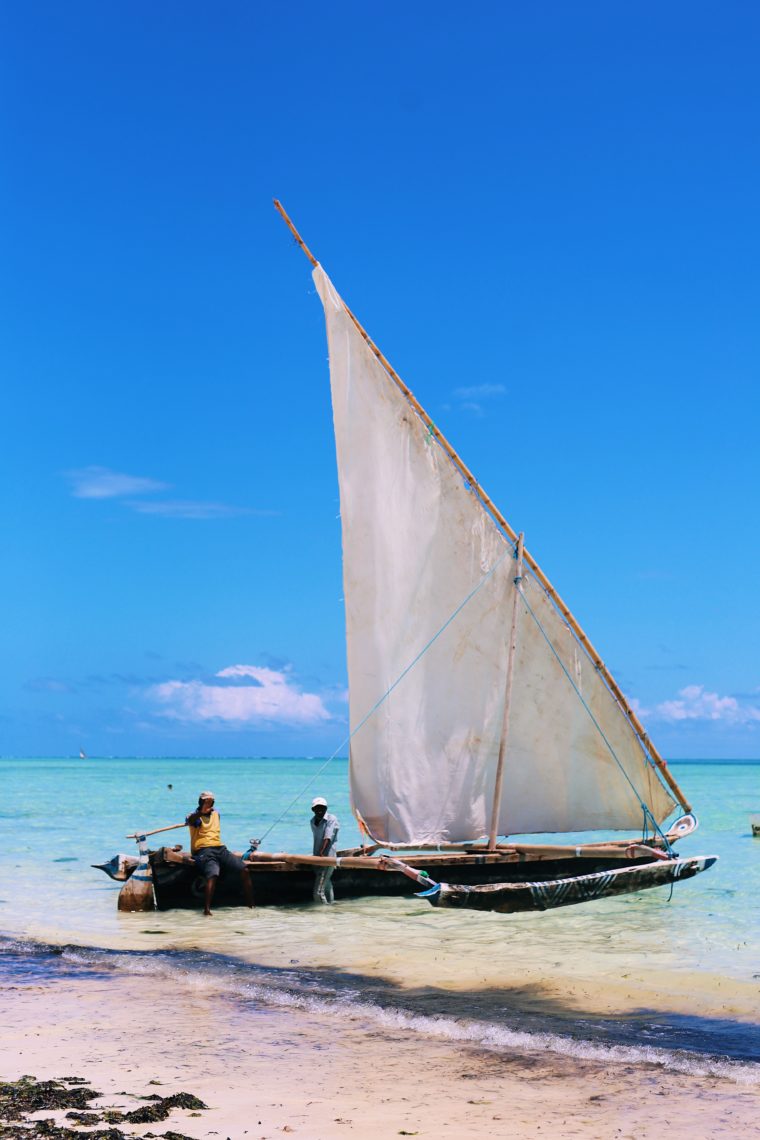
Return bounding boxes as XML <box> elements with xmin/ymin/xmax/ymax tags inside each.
<box><xmin>185</xmin><ymin>791</ymin><xmax>254</xmax><ymax>916</ymax></box>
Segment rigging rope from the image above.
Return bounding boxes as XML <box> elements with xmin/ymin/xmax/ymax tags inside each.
<box><xmin>255</xmin><ymin>539</ymin><xmax>516</xmax><ymax>846</ymax></box>
<box><xmin>516</xmin><ymin>586</ymin><xmax>674</xmax><ymax>855</ymax></box>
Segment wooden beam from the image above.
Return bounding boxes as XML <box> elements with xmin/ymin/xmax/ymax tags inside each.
<box><xmin>489</xmin><ymin>532</ymin><xmax>524</xmax><ymax>848</ymax></box>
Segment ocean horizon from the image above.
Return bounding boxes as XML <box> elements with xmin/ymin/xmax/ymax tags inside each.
<box><xmin>5</xmin><ymin>754</ymin><xmax>760</xmax><ymax>763</ymax></box>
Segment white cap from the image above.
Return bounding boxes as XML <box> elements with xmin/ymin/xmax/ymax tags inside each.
<box><xmin>311</xmin><ymin>796</ymin><xmax>328</xmax><ymax>809</ymax></box>
<box><xmin>199</xmin><ymin>790</ymin><xmax>215</xmax><ymax>800</ymax></box>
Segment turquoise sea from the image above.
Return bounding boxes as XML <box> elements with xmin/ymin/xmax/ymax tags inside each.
<box><xmin>2</xmin><ymin>756</ymin><xmax>759</xmax><ymax>1080</ymax></box>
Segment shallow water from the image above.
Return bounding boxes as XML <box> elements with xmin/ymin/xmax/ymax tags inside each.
<box><xmin>2</xmin><ymin>756</ymin><xmax>759</xmax><ymax>1074</ymax></box>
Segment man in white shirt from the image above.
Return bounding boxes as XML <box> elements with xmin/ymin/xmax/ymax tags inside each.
<box><xmin>310</xmin><ymin>796</ymin><xmax>339</xmax><ymax>904</ymax></box>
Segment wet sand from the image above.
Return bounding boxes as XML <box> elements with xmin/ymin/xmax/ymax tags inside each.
<box><xmin>3</xmin><ymin>969</ymin><xmax>759</xmax><ymax>1139</ymax></box>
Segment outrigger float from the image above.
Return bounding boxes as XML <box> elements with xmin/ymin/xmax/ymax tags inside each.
<box><xmin>96</xmin><ymin>203</ymin><xmax>717</xmax><ymax>915</ymax></box>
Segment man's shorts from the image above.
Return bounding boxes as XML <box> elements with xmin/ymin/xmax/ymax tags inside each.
<box><xmin>193</xmin><ymin>845</ymin><xmax>244</xmax><ymax>880</ymax></box>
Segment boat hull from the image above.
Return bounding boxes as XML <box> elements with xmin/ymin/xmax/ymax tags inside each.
<box><xmin>426</xmin><ymin>855</ymin><xmax>718</xmax><ymax>913</ymax></box>
<box><xmin>145</xmin><ymin>848</ymin><xmax>716</xmax><ymax>912</ymax></box>
<box><xmin>149</xmin><ymin>849</ymin><xmax>553</xmax><ymax>909</ymax></box>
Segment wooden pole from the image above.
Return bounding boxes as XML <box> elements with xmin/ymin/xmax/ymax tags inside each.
<box><xmin>126</xmin><ymin>823</ymin><xmax>185</xmax><ymax>840</ymax></box>
<box><xmin>378</xmin><ymin>855</ymin><xmax>440</xmax><ymax>887</ymax></box>
<box><xmin>274</xmin><ymin>199</ymin><xmax>318</xmax><ymax>267</ymax></box>
<box><xmin>488</xmin><ymin>533</ymin><xmax>524</xmax><ymax>849</ymax></box>
<box><xmin>272</xmin><ymin>200</ymin><xmax>691</xmax><ymax>814</ymax></box>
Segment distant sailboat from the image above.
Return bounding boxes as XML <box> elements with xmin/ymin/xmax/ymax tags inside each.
<box><xmin>79</xmin><ymin>749</ymin><xmax>87</xmax><ymax>760</ymax></box>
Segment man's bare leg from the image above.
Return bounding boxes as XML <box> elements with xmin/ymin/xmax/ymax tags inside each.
<box><xmin>240</xmin><ymin>869</ymin><xmax>255</xmax><ymax>909</ymax></box>
<box><xmin>204</xmin><ymin>875</ymin><xmax>218</xmax><ymax>916</ymax></box>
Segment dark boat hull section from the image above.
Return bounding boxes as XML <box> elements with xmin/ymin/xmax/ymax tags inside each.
<box><xmin>427</xmin><ymin>855</ymin><xmax>718</xmax><ymax>913</ymax></box>
<box><xmin>148</xmin><ymin>849</ymin><xmax>716</xmax><ymax>911</ymax></box>
<box><xmin>151</xmin><ymin>852</ymin><xmax>542</xmax><ymax>909</ymax></box>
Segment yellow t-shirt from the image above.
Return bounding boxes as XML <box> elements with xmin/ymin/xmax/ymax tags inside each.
<box><xmin>188</xmin><ymin>810</ymin><xmax>222</xmax><ymax>853</ymax></box>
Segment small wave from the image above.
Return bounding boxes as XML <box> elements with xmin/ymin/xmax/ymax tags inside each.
<box><xmin>4</xmin><ymin>934</ymin><xmax>758</xmax><ymax>1084</ymax></box>
<box><xmin>52</xmin><ymin>941</ymin><xmax>760</xmax><ymax>1086</ymax></box>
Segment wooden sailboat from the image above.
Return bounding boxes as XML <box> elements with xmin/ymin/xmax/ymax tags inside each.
<box><xmin>99</xmin><ymin>204</ymin><xmax>716</xmax><ymax>912</ymax></box>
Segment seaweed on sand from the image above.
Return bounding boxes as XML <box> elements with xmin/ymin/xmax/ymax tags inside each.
<box><xmin>0</xmin><ymin>1120</ymin><xmax>128</xmax><ymax>1139</ymax></box>
<box><xmin>0</xmin><ymin>1076</ymin><xmax>100</xmax><ymax>1120</ymax></box>
<box><xmin>108</xmin><ymin>1092</ymin><xmax>208</xmax><ymax>1124</ymax></box>
<box><xmin>0</xmin><ymin>1076</ymin><xmax>206</xmax><ymax>1140</ymax></box>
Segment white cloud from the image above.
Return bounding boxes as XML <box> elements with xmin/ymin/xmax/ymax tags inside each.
<box><xmin>66</xmin><ymin>467</ymin><xmax>268</xmax><ymax>519</ymax></box>
<box><xmin>147</xmin><ymin>665</ymin><xmax>331</xmax><ymax>727</ymax></box>
<box><xmin>128</xmin><ymin>500</ymin><xmax>262</xmax><ymax>519</ymax></box>
<box><xmin>448</xmin><ymin>382</ymin><xmax>506</xmax><ymax>417</ymax></box>
<box><xmin>24</xmin><ymin>676</ymin><xmax>75</xmax><ymax>694</ymax></box>
<box><xmin>452</xmin><ymin>383</ymin><xmax>506</xmax><ymax>400</ymax></box>
<box><xmin>652</xmin><ymin>684</ymin><xmax>760</xmax><ymax>725</ymax></box>
<box><xmin>66</xmin><ymin>466</ymin><xmax>168</xmax><ymax>499</ymax></box>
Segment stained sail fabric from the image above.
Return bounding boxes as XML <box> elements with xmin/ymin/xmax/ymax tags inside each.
<box><xmin>501</xmin><ymin>574</ymin><xmax>675</xmax><ymax>833</ymax></box>
<box><xmin>314</xmin><ymin>266</ymin><xmax>675</xmax><ymax>845</ymax></box>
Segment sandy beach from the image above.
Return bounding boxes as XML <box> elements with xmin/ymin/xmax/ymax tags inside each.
<box><xmin>3</xmin><ymin>966</ymin><xmax>759</xmax><ymax>1140</ymax></box>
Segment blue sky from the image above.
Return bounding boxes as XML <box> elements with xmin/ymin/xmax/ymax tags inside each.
<box><xmin>2</xmin><ymin>2</ymin><xmax>758</xmax><ymax>758</ymax></box>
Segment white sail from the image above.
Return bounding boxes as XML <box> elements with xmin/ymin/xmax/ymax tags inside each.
<box><xmin>314</xmin><ymin>265</ymin><xmax>675</xmax><ymax>845</ymax></box>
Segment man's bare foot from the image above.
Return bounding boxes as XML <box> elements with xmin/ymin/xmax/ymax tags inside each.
<box><xmin>203</xmin><ymin>910</ymin><xmax>213</xmax><ymax>916</ymax></box>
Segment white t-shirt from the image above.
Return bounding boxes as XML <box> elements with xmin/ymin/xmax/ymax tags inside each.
<box><xmin>311</xmin><ymin>811</ymin><xmax>340</xmax><ymax>856</ymax></box>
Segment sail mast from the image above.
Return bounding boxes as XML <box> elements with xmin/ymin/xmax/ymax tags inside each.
<box><xmin>274</xmin><ymin>199</ymin><xmax>690</xmax><ymax>815</ymax></box>
<box><xmin>488</xmin><ymin>532</ymin><xmax>524</xmax><ymax>849</ymax></box>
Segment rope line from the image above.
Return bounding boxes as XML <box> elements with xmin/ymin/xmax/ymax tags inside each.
<box><xmin>256</xmin><ymin>540</ymin><xmax>516</xmax><ymax>845</ymax></box>
<box><xmin>517</xmin><ymin>586</ymin><xmax>674</xmax><ymax>854</ymax></box>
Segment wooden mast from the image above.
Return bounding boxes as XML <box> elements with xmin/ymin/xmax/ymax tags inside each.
<box><xmin>273</xmin><ymin>199</ymin><xmax>691</xmax><ymax>814</ymax></box>
<box><xmin>488</xmin><ymin>532</ymin><xmax>524</xmax><ymax>850</ymax></box>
